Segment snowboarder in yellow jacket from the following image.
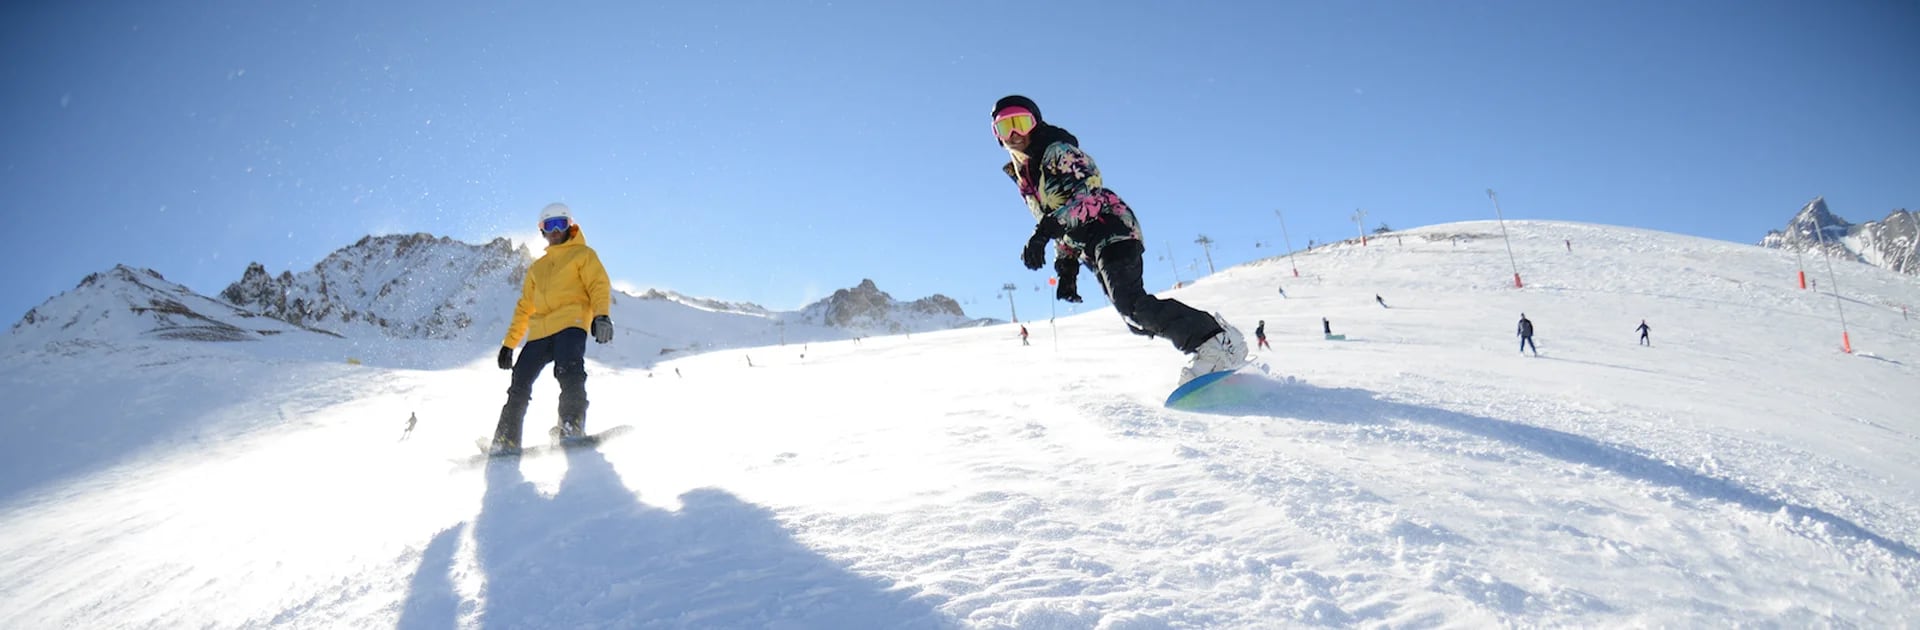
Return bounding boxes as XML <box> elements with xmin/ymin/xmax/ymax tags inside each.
<box><xmin>489</xmin><ymin>202</ymin><xmax>614</xmax><ymax>454</ymax></box>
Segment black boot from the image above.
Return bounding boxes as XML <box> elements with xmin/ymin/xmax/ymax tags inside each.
<box><xmin>554</xmin><ymin>359</ymin><xmax>590</xmax><ymax>439</ymax></box>
<box><xmin>492</xmin><ymin>395</ymin><xmax>530</xmax><ymax>454</ymax></box>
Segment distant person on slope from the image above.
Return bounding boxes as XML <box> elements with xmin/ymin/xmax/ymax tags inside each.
<box><xmin>1517</xmin><ymin>313</ymin><xmax>1537</xmax><ymax>356</ymax></box>
<box><xmin>990</xmin><ymin>95</ymin><xmax>1246</xmax><ymax>384</ymax></box>
<box><xmin>489</xmin><ymin>203</ymin><xmax>614</xmax><ymax>455</ymax></box>
<box><xmin>1020</xmin><ymin>324</ymin><xmax>1030</xmax><ymax>346</ymax></box>
<box><xmin>1375</xmin><ymin>294</ymin><xmax>1389</xmax><ymax>308</ymax></box>
<box><xmin>1637</xmin><ymin>319</ymin><xmax>1650</xmax><ymax>346</ymax></box>
<box><xmin>1256</xmin><ymin>320</ymin><xmax>1270</xmax><ymax>350</ymax></box>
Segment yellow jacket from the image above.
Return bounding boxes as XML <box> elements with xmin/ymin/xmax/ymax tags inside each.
<box><xmin>502</xmin><ymin>226</ymin><xmax>612</xmax><ymax>348</ymax></box>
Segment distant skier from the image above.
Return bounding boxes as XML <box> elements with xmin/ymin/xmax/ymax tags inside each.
<box><xmin>1517</xmin><ymin>313</ymin><xmax>1537</xmax><ymax>356</ymax></box>
<box><xmin>400</xmin><ymin>412</ymin><xmax>417</xmax><ymax>441</ymax></box>
<box><xmin>1565</xmin><ymin>239</ymin><xmax>1572</xmax><ymax>252</ymax></box>
<box><xmin>1322</xmin><ymin>317</ymin><xmax>1332</xmax><ymax>335</ymax></box>
<box><xmin>489</xmin><ymin>202</ymin><xmax>614</xmax><ymax>455</ymax></box>
<box><xmin>1256</xmin><ymin>320</ymin><xmax>1270</xmax><ymax>350</ymax></box>
<box><xmin>1375</xmin><ymin>294</ymin><xmax>1389</xmax><ymax>308</ymax></box>
<box><xmin>991</xmin><ymin>95</ymin><xmax>1245</xmax><ymax>384</ymax></box>
<box><xmin>1276</xmin><ymin>285</ymin><xmax>1287</xmax><ymax>298</ymax></box>
<box><xmin>1019</xmin><ymin>324</ymin><xmax>1030</xmax><ymax>346</ymax></box>
<box><xmin>1636</xmin><ymin>319</ymin><xmax>1650</xmax><ymax>346</ymax></box>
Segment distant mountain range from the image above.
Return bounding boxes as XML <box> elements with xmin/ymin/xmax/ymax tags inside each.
<box><xmin>1760</xmin><ymin>197</ymin><xmax>1918</xmax><ymax>276</ymax></box>
<box><xmin>9</xmin><ymin>232</ymin><xmax>988</xmax><ymax>359</ymax></box>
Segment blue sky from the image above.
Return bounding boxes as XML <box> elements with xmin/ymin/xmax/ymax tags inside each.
<box><xmin>4</xmin><ymin>1</ymin><xmax>1916</xmax><ymax>324</ymax></box>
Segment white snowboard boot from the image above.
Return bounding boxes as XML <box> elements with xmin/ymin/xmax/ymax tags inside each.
<box><xmin>1179</xmin><ymin>314</ymin><xmax>1250</xmax><ymax>385</ymax></box>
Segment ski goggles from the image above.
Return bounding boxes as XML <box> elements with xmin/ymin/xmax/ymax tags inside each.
<box><xmin>540</xmin><ymin>216</ymin><xmax>572</xmax><ymax>234</ymax></box>
<box><xmin>992</xmin><ymin>109</ymin><xmax>1037</xmax><ymax>141</ymax></box>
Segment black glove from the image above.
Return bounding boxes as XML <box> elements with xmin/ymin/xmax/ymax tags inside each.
<box><xmin>1021</xmin><ymin>218</ymin><xmax>1067</xmax><ymax>270</ymax></box>
<box><xmin>1053</xmin><ymin>256</ymin><xmax>1082</xmax><ymax>303</ymax></box>
<box><xmin>497</xmin><ymin>346</ymin><xmax>514</xmax><ymax>370</ymax></box>
<box><xmin>1021</xmin><ymin>233</ymin><xmax>1047</xmax><ymax>270</ymax></box>
<box><xmin>591</xmin><ymin>315</ymin><xmax>614</xmax><ymax>344</ymax></box>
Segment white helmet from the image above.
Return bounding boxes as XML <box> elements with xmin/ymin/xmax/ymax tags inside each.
<box><xmin>539</xmin><ymin>202</ymin><xmax>573</xmax><ymax>233</ymax></box>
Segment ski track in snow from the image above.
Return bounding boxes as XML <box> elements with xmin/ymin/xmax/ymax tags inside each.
<box><xmin>1</xmin><ymin>220</ymin><xmax>1917</xmax><ymax>628</ymax></box>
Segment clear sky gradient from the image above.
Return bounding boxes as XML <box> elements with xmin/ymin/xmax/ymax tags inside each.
<box><xmin>4</xmin><ymin>1</ymin><xmax>1916</xmax><ymax>323</ymax></box>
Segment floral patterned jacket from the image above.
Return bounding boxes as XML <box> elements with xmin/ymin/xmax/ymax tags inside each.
<box><xmin>1003</xmin><ymin>141</ymin><xmax>1143</xmax><ymax>261</ymax></box>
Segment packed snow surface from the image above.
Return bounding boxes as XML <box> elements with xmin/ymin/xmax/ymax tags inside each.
<box><xmin>1</xmin><ymin>221</ymin><xmax>1915</xmax><ymax>628</ymax></box>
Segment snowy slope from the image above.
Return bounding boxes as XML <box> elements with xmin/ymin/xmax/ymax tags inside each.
<box><xmin>0</xmin><ymin>221</ymin><xmax>1915</xmax><ymax>628</ymax></box>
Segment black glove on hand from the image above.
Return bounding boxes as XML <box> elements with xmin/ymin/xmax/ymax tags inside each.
<box><xmin>591</xmin><ymin>315</ymin><xmax>614</xmax><ymax>344</ymax></box>
<box><xmin>1053</xmin><ymin>256</ymin><xmax>1083</xmax><ymax>303</ymax></box>
<box><xmin>1021</xmin><ymin>217</ymin><xmax>1067</xmax><ymax>270</ymax></box>
<box><xmin>497</xmin><ymin>346</ymin><xmax>514</xmax><ymax>370</ymax></box>
<box><xmin>1021</xmin><ymin>233</ymin><xmax>1048</xmax><ymax>270</ymax></box>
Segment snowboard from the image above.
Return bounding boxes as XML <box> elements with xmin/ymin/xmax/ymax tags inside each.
<box><xmin>471</xmin><ymin>424</ymin><xmax>635</xmax><ymax>463</ymax></box>
<box><xmin>1166</xmin><ymin>363</ymin><xmax>1278</xmax><ymax>410</ymax></box>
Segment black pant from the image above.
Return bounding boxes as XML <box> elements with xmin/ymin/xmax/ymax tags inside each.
<box><xmin>494</xmin><ymin>328</ymin><xmax>588</xmax><ymax>444</ymax></box>
<box><xmin>1089</xmin><ymin>240</ymin><xmax>1222</xmax><ymax>352</ymax></box>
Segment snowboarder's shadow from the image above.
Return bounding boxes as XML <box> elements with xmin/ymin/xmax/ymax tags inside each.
<box><xmin>400</xmin><ymin>448</ymin><xmax>951</xmax><ymax>629</ymax></box>
<box><xmin>1182</xmin><ymin>378</ymin><xmax>1919</xmax><ymax>562</ymax></box>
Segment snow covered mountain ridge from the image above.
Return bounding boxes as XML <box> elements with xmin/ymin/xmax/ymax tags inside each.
<box><xmin>8</xmin><ymin>264</ymin><xmax>344</xmax><ymax>354</ymax></box>
<box><xmin>1761</xmin><ymin>196</ymin><xmax>1919</xmax><ymax>276</ymax></box>
<box><xmin>9</xmin><ymin>232</ymin><xmax>986</xmax><ymax>360</ymax></box>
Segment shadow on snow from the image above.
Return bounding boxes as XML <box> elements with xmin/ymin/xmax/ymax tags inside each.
<box><xmin>400</xmin><ymin>446</ymin><xmax>952</xmax><ymax>629</ymax></box>
<box><xmin>1180</xmin><ymin>377</ymin><xmax>1920</xmax><ymax>562</ymax></box>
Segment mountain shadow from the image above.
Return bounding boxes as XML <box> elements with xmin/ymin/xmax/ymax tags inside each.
<box><xmin>464</xmin><ymin>447</ymin><xmax>953</xmax><ymax>628</ymax></box>
<box><xmin>1180</xmin><ymin>378</ymin><xmax>1920</xmax><ymax>562</ymax></box>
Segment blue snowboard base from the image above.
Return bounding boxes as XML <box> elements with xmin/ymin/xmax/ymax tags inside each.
<box><xmin>1165</xmin><ymin>367</ymin><xmax>1272</xmax><ymax>410</ymax></box>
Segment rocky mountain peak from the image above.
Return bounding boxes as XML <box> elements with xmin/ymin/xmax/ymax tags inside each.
<box><xmin>798</xmin><ymin>279</ymin><xmax>971</xmax><ymax>334</ymax></box>
<box><xmin>1761</xmin><ymin>197</ymin><xmax>1918</xmax><ymax>276</ymax></box>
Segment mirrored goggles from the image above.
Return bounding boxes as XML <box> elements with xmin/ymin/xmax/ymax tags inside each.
<box><xmin>992</xmin><ymin>112</ymin><xmax>1036</xmax><ymax>141</ymax></box>
<box><xmin>540</xmin><ymin>216</ymin><xmax>572</xmax><ymax>234</ymax></box>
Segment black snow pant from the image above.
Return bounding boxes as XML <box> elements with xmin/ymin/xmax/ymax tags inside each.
<box><xmin>494</xmin><ymin>327</ymin><xmax>589</xmax><ymax>444</ymax></box>
<box><xmin>1088</xmin><ymin>239</ymin><xmax>1223</xmax><ymax>353</ymax></box>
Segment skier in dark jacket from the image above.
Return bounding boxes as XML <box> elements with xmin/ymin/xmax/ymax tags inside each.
<box><xmin>992</xmin><ymin>95</ymin><xmax>1246</xmax><ymax>384</ymax></box>
<box><xmin>1636</xmin><ymin>320</ymin><xmax>1650</xmax><ymax>346</ymax></box>
<box><xmin>1255</xmin><ymin>320</ymin><xmax>1270</xmax><ymax>349</ymax></box>
<box><xmin>1517</xmin><ymin>314</ymin><xmax>1537</xmax><ymax>356</ymax></box>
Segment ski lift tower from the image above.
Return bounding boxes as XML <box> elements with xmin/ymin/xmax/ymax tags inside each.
<box><xmin>1486</xmin><ymin>189</ymin><xmax>1523</xmax><ymax>288</ymax></box>
<box><xmin>1274</xmin><ymin>209</ymin><xmax>1300</xmax><ymax>277</ymax></box>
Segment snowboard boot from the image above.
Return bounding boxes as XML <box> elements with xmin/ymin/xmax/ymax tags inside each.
<box><xmin>487</xmin><ymin>435</ymin><xmax>521</xmax><ymax>456</ymax></box>
<box><xmin>550</xmin><ymin>416</ymin><xmax>586</xmax><ymax>441</ymax></box>
<box><xmin>1179</xmin><ymin>313</ymin><xmax>1249</xmax><ymax>385</ymax></box>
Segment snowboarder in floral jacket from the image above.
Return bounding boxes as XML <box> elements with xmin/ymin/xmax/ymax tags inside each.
<box><xmin>991</xmin><ymin>95</ymin><xmax>1246</xmax><ymax>384</ymax></box>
